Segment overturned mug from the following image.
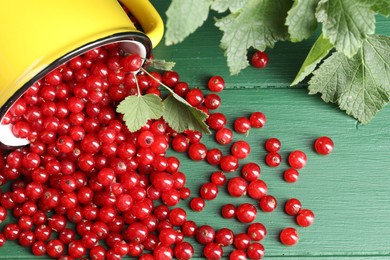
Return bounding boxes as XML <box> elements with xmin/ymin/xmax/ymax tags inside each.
<box><xmin>0</xmin><ymin>0</ymin><xmax>164</xmax><ymax>149</ymax></box>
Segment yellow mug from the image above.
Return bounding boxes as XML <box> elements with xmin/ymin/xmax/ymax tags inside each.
<box><xmin>0</xmin><ymin>0</ymin><xmax>164</xmax><ymax>148</ymax></box>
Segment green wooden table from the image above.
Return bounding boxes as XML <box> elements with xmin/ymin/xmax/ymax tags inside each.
<box><xmin>1</xmin><ymin>1</ymin><xmax>390</xmax><ymax>259</ymax></box>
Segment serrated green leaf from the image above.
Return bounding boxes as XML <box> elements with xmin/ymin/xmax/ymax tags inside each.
<box><xmin>215</xmin><ymin>0</ymin><xmax>293</xmax><ymax>75</ymax></box>
<box><xmin>163</xmin><ymin>94</ymin><xmax>211</xmax><ymax>134</ymax></box>
<box><xmin>210</xmin><ymin>0</ymin><xmax>248</xmax><ymax>13</ymax></box>
<box><xmin>148</xmin><ymin>59</ymin><xmax>176</xmax><ymax>71</ymax></box>
<box><xmin>308</xmin><ymin>35</ymin><xmax>390</xmax><ymax>124</ymax></box>
<box><xmin>116</xmin><ymin>94</ymin><xmax>164</xmax><ymax>132</ymax></box>
<box><xmin>362</xmin><ymin>0</ymin><xmax>390</xmax><ymax>16</ymax></box>
<box><xmin>286</xmin><ymin>0</ymin><xmax>320</xmax><ymax>42</ymax></box>
<box><xmin>165</xmin><ymin>0</ymin><xmax>212</xmax><ymax>45</ymax></box>
<box><xmin>316</xmin><ymin>0</ymin><xmax>375</xmax><ymax>58</ymax></box>
<box><xmin>291</xmin><ymin>33</ymin><xmax>333</xmax><ymax>86</ymax></box>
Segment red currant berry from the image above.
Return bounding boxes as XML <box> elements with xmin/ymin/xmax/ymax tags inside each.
<box><xmin>215</xmin><ymin>128</ymin><xmax>233</xmax><ymax>145</ymax></box>
<box><xmin>187</xmin><ymin>142</ymin><xmax>207</xmax><ymax>161</ymax></box>
<box><xmin>195</xmin><ymin>225</ymin><xmax>215</xmax><ymax>245</ymax></box>
<box><xmin>190</xmin><ymin>197</ymin><xmax>205</xmax><ymax>212</ymax></box>
<box><xmin>265</xmin><ymin>137</ymin><xmax>281</xmax><ymax>152</ymax></box>
<box><xmin>234</xmin><ymin>117</ymin><xmax>251</xmax><ymax>134</ymax></box>
<box><xmin>284</xmin><ymin>168</ymin><xmax>299</xmax><ymax>183</ymax></box>
<box><xmin>249</xmin><ymin>112</ymin><xmax>266</xmax><ymax>128</ymax></box>
<box><xmin>280</xmin><ymin>227</ymin><xmax>299</xmax><ymax>246</ymax></box>
<box><xmin>210</xmin><ymin>171</ymin><xmax>226</xmax><ymax>186</ymax></box>
<box><xmin>231</xmin><ymin>140</ymin><xmax>251</xmax><ymax>159</ymax></box>
<box><xmin>265</xmin><ymin>152</ymin><xmax>281</xmax><ymax>167</ymax></box>
<box><xmin>236</xmin><ymin>203</ymin><xmax>257</xmax><ymax>223</ymax></box>
<box><xmin>207</xmin><ymin>113</ymin><xmax>227</xmax><ymax>131</ymax></box>
<box><xmin>314</xmin><ymin>136</ymin><xmax>334</xmax><ymax>155</ymax></box>
<box><xmin>200</xmin><ymin>182</ymin><xmax>219</xmax><ymax>200</ymax></box>
<box><xmin>204</xmin><ymin>242</ymin><xmax>223</xmax><ymax>260</ymax></box>
<box><xmin>247</xmin><ymin>222</ymin><xmax>267</xmax><ymax>241</ymax></box>
<box><xmin>208</xmin><ymin>76</ymin><xmax>225</xmax><ymax>92</ymax></box>
<box><xmin>204</xmin><ymin>94</ymin><xmax>221</xmax><ymax>110</ymax></box>
<box><xmin>220</xmin><ymin>204</ymin><xmax>236</xmax><ymax>219</ymax></box>
<box><xmin>251</xmin><ymin>51</ymin><xmax>269</xmax><ymax>68</ymax></box>
<box><xmin>241</xmin><ymin>162</ymin><xmax>261</xmax><ymax>182</ymax></box>
<box><xmin>122</xmin><ymin>54</ymin><xmax>142</xmax><ymax>72</ymax></box>
<box><xmin>215</xmin><ymin>228</ymin><xmax>234</xmax><ymax>247</ymax></box>
<box><xmin>220</xmin><ymin>155</ymin><xmax>239</xmax><ymax>172</ymax></box>
<box><xmin>288</xmin><ymin>150</ymin><xmax>307</xmax><ymax>169</ymax></box>
<box><xmin>185</xmin><ymin>88</ymin><xmax>204</xmax><ymax>107</ymax></box>
<box><xmin>259</xmin><ymin>195</ymin><xmax>277</xmax><ymax>212</ymax></box>
<box><xmin>285</xmin><ymin>198</ymin><xmax>302</xmax><ymax>216</ymax></box>
<box><xmin>206</xmin><ymin>148</ymin><xmax>223</xmax><ymax>165</ymax></box>
<box><xmin>246</xmin><ymin>242</ymin><xmax>265</xmax><ymax>259</ymax></box>
<box><xmin>233</xmin><ymin>233</ymin><xmax>251</xmax><ymax>250</ymax></box>
<box><xmin>174</xmin><ymin>241</ymin><xmax>194</xmax><ymax>260</ymax></box>
<box><xmin>296</xmin><ymin>209</ymin><xmax>315</xmax><ymax>227</ymax></box>
<box><xmin>227</xmin><ymin>177</ymin><xmax>248</xmax><ymax>197</ymax></box>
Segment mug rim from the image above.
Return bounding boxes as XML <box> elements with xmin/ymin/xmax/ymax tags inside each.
<box><xmin>0</xmin><ymin>31</ymin><xmax>151</xmax><ymax>150</ymax></box>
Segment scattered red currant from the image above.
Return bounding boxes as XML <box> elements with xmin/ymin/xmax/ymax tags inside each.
<box><xmin>284</xmin><ymin>198</ymin><xmax>302</xmax><ymax>216</ymax></box>
<box><xmin>283</xmin><ymin>168</ymin><xmax>299</xmax><ymax>183</ymax></box>
<box><xmin>314</xmin><ymin>136</ymin><xmax>334</xmax><ymax>155</ymax></box>
<box><xmin>280</xmin><ymin>227</ymin><xmax>299</xmax><ymax>246</ymax></box>
<box><xmin>251</xmin><ymin>51</ymin><xmax>269</xmax><ymax>68</ymax></box>
<box><xmin>296</xmin><ymin>209</ymin><xmax>315</xmax><ymax>227</ymax></box>
<box><xmin>288</xmin><ymin>150</ymin><xmax>307</xmax><ymax>169</ymax></box>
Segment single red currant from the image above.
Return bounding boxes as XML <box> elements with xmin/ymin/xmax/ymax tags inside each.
<box><xmin>296</xmin><ymin>209</ymin><xmax>315</xmax><ymax>227</ymax></box>
<box><xmin>265</xmin><ymin>137</ymin><xmax>281</xmax><ymax>152</ymax></box>
<box><xmin>314</xmin><ymin>136</ymin><xmax>334</xmax><ymax>155</ymax></box>
<box><xmin>265</xmin><ymin>152</ymin><xmax>281</xmax><ymax>167</ymax></box>
<box><xmin>259</xmin><ymin>195</ymin><xmax>277</xmax><ymax>212</ymax></box>
<box><xmin>249</xmin><ymin>112</ymin><xmax>266</xmax><ymax>128</ymax></box>
<box><xmin>280</xmin><ymin>227</ymin><xmax>299</xmax><ymax>246</ymax></box>
<box><xmin>234</xmin><ymin>117</ymin><xmax>251</xmax><ymax>134</ymax></box>
<box><xmin>251</xmin><ymin>51</ymin><xmax>269</xmax><ymax>68</ymax></box>
<box><xmin>247</xmin><ymin>222</ymin><xmax>267</xmax><ymax>241</ymax></box>
<box><xmin>208</xmin><ymin>76</ymin><xmax>225</xmax><ymax>92</ymax></box>
<box><xmin>283</xmin><ymin>168</ymin><xmax>299</xmax><ymax>183</ymax></box>
<box><xmin>236</xmin><ymin>203</ymin><xmax>257</xmax><ymax>223</ymax></box>
<box><xmin>284</xmin><ymin>198</ymin><xmax>302</xmax><ymax>216</ymax></box>
<box><xmin>288</xmin><ymin>150</ymin><xmax>307</xmax><ymax>169</ymax></box>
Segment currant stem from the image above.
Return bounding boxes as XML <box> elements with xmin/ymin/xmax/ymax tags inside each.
<box><xmin>140</xmin><ymin>67</ymin><xmax>175</xmax><ymax>95</ymax></box>
<box><xmin>133</xmin><ymin>72</ymin><xmax>141</xmax><ymax>96</ymax></box>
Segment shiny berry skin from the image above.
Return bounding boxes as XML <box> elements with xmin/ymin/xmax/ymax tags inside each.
<box><xmin>236</xmin><ymin>203</ymin><xmax>257</xmax><ymax>223</ymax></box>
<box><xmin>220</xmin><ymin>155</ymin><xmax>239</xmax><ymax>172</ymax></box>
<box><xmin>288</xmin><ymin>150</ymin><xmax>307</xmax><ymax>169</ymax></box>
<box><xmin>241</xmin><ymin>162</ymin><xmax>261</xmax><ymax>182</ymax></box>
<box><xmin>188</xmin><ymin>143</ymin><xmax>207</xmax><ymax>161</ymax></box>
<box><xmin>265</xmin><ymin>138</ymin><xmax>281</xmax><ymax>152</ymax></box>
<box><xmin>247</xmin><ymin>222</ymin><xmax>267</xmax><ymax>241</ymax></box>
<box><xmin>231</xmin><ymin>140</ymin><xmax>251</xmax><ymax>159</ymax></box>
<box><xmin>259</xmin><ymin>195</ymin><xmax>277</xmax><ymax>212</ymax></box>
<box><xmin>247</xmin><ymin>242</ymin><xmax>265</xmax><ymax>259</ymax></box>
<box><xmin>314</xmin><ymin>136</ymin><xmax>334</xmax><ymax>155</ymax></box>
<box><xmin>296</xmin><ymin>209</ymin><xmax>315</xmax><ymax>227</ymax></box>
<box><xmin>169</xmin><ymin>207</ymin><xmax>187</xmax><ymax>227</ymax></box>
<box><xmin>204</xmin><ymin>94</ymin><xmax>221</xmax><ymax>110</ymax></box>
<box><xmin>230</xmin><ymin>249</ymin><xmax>247</xmax><ymax>260</ymax></box>
<box><xmin>182</xmin><ymin>220</ymin><xmax>197</xmax><ymax>237</ymax></box>
<box><xmin>46</xmin><ymin>239</ymin><xmax>65</xmax><ymax>258</ymax></box>
<box><xmin>265</xmin><ymin>152</ymin><xmax>281</xmax><ymax>167</ymax></box>
<box><xmin>210</xmin><ymin>171</ymin><xmax>226</xmax><ymax>186</ymax></box>
<box><xmin>227</xmin><ymin>177</ymin><xmax>248</xmax><ymax>197</ymax></box>
<box><xmin>195</xmin><ymin>225</ymin><xmax>215</xmax><ymax>245</ymax></box>
<box><xmin>207</xmin><ymin>113</ymin><xmax>227</xmax><ymax>130</ymax></box>
<box><xmin>186</xmin><ymin>88</ymin><xmax>204</xmax><ymax>107</ymax></box>
<box><xmin>280</xmin><ymin>227</ymin><xmax>299</xmax><ymax>246</ymax></box>
<box><xmin>162</xmin><ymin>70</ymin><xmax>179</xmax><ymax>87</ymax></box>
<box><xmin>203</xmin><ymin>242</ymin><xmax>223</xmax><ymax>260</ymax></box>
<box><xmin>190</xmin><ymin>197</ymin><xmax>206</xmax><ymax>212</ymax></box>
<box><xmin>249</xmin><ymin>112</ymin><xmax>266</xmax><ymax>128</ymax></box>
<box><xmin>234</xmin><ymin>117</ymin><xmax>251</xmax><ymax>134</ymax></box>
<box><xmin>121</xmin><ymin>54</ymin><xmax>142</xmax><ymax>72</ymax></box>
<box><xmin>215</xmin><ymin>228</ymin><xmax>234</xmax><ymax>246</ymax></box>
<box><xmin>174</xmin><ymin>241</ymin><xmax>194</xmax><ymax>260</ymax></box>
<box><xmin>206</xmin><ymin>148</ymin><xmax>223</xmax><ymax>165</ymax></box>
<box><xmin>221</xmin><ymin>204</ymin><xmax>236</xmax><ymax>219</ymax></box>
<box><xmin>215</xmin><ymin>128</ymin><xmax>233</xmax><ymax>145</ymax></box>
<box><xmin>284</xmin><ymin>168</ymin><xmax>299</xmax><ymax>183</ymax></box>
<box><xmin>200</xmin><ymin>182</ymin><xmax>219</xmax><ymax>200</ymax></box>
<box><xmin>233</xmin><ymin>233</ymin><xmax>251</xmax><ymax>250</ymax></box>
<box><xmin>251</xmin><ymin>51</ymin><xmax>269</xmax><ymax>68</ymax></box>
<box><xmin>208</xmin><ymin>76</ymin><xmax>225</xmax><ymax>92</ymax></box>
<box><xmin>285</xmin><ymin>198</ymin><xmax>302</xmax><ymax>216</ymax></box>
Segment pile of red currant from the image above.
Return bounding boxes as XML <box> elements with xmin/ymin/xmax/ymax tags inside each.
<box><xmin>0</xmin><ymin>37</ymin><xmax>334</xmax><ymax>259</ymax></box>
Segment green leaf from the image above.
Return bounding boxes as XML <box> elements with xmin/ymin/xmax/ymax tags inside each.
<box><xmin>210</xmin><ymin>0</ymin><xmax>248</xmax><ymax>13</ymax></box>
<box><xmin>362</xmin><ymin>0</ymin><xmax>390</xmax><ymax>16</ymax></box>
<box><xmin>286</xmin><ymin>0</ymin><xmax>320</xmax><ymax>42</ymax></box>
<box><xmin>165</xmin><ymin>0</ymin><xmax>212</xmax><ymax>45</ymax></box>
<box><xmin>308</xmin><ymin>35</ymin><xmax>390</xmax><ymax>124</ymax></box>
<box><xmin>215</xmin><ymin>0</ymin><xmax>293</xmax><ymax>75</ymax></box>
<box><xmin>147</xmin><ymin>59</ymin><xmax>176</xmax><ymax>71</ymax></box>
<box><xmin>116</xmin><ymin>94</ymin><xmax>164</xmax><ymax>132</ymax></box>
<box><xmin>163</xmin><ymin>94</ymin><xmax>211</xmax><ymax>134</ymax></box>
<box><xmin>291</xmin><ymin>33</ymin><xmax>333</xmax><ymax>86</ymax></box>
<box><xmin>316</xmin><ymin>0</ymin><xmax>375</xmax><ymax>58</ymax></box>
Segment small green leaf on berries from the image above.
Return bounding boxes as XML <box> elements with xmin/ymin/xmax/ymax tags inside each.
<box><xmin>116</xmin><ymin>94</ymin><xmax>164</xmax><ymax>132</ymax></box>
<box><xmin>147</xmin><ymin>59</ymin><xmax>176</xmax><ymax>71</ymax></box>
<box><xmin>163</xmin><ymin>94</ymin><xmax>211</xmax><ymax>134</ymax></box>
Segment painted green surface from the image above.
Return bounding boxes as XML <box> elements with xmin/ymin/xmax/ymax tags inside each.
<box><xmin>0</xmin><ymin>1</ymin><xmax>390</xmax><ymax>259</ymax></box>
